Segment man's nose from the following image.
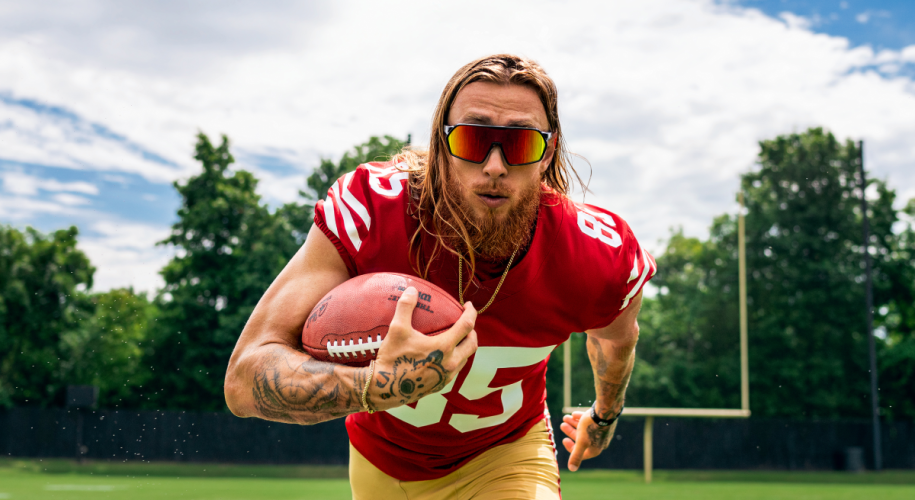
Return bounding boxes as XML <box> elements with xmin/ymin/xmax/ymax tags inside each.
<box><xmin>481</xmin><ymin>145</ymin><xmax>508</xmax><ymax>179</ymax></box>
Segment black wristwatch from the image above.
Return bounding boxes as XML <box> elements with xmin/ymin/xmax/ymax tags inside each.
<box><xmin>590</xmin><ymin>404</ymin><xmax>623</xmax><ymax>427</ymax></box>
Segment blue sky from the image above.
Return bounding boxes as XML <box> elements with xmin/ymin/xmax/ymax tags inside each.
<box><xmin>1</xmin><ymin>0</ymin><xmax>914</xmax><ymax>292</ymax></box>
<box><xmin>732</xmin><ymin>1</ymin><xmax>915</xmax><ymax>50</ymax></box>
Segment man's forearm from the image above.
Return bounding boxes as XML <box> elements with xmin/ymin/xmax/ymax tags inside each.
<box><xmin>566</xmin><ymin>295</ymin><xmax>641</xmax><ymax>464</ymax></box>
<box><xmin>586</xmin><ymin>335</ymin><xmax>635</xmax><ymax>419</ymax></box>
<box><xmin>233</xmin><ymin>344</ymin><xmax>369</xmax><ymax>425</ymax></box>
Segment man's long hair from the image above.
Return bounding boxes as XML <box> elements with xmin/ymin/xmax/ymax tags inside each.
<box><xmin>394</xmin><ymin>54</ymin><xmax>583</xmax><ymax>288</ymax></box>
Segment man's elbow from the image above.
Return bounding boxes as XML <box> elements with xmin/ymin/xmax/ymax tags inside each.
<box><xmin>617</xmin><ymin>322</ymin><xmax>640</xmax><ymax>352</ymax></box>
<box><xmin>224</xmin><ymin>369</ymin><xmax>253</xmax><ymax>418</ymax></box>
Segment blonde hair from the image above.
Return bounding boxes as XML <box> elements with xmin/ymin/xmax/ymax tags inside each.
<box><xmin>395</xmin><ymin>54</ymin><xmax>584</xmax><ymax>285</ymax></box>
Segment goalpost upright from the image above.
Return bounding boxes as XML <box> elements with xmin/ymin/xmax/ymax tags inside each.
<box><xmin>562</xmin><ymin>191</ymin><xmax>751</xmax><ymax>483</ymax></box>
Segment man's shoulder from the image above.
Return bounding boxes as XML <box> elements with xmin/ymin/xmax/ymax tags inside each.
<box><xmin>548</xmin><ymin>195</ymin><xmax>637</xmax><ymax>254</ymax></box>
<box><xmin>314</xmin><ymin>162</ymin><xmax>414</xmax><ymax>270</ymax></box>
<box><xmin>540</xmin><ymin>195</ymin><xmax>654</xmax><ymax>317</ymax></box>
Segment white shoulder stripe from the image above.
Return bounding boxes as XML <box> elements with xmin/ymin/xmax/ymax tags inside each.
<box><xmin>628</xmin><ymin>248</ymin><xmax>640</xmax><ymax>282</ymax></box>
<box><xmin>621</xmin><ymin>247</ymin><xmax>651</xmax><ymax>310</ymax></box>
<box><xmin>323</xmin><ymin>196</ymin><xmax>340</xmax><ymax>240</ymax></box>
<box><xmin>341</xmin><ymin>171</ymin><xmax>372</xmax><ymax>230</ymax></box>
<box><xmin>331</xmin><ymin>179</ymin><xmax>363</xmax><ymax>252</ymax></box>
<box><xmin>647</xmin><ymin>252</ymin><xmax>658</xmax><ymax>277</ymax></box>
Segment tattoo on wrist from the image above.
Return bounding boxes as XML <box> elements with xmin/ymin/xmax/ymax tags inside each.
<box><xmin>374</xmin><ymin>350</ymin><xmax>449</xmax><ymax>406</ymax></box>
<box><xmin>586</xmin><ymin>422</ymin><xmax>613</xmax><ymax>450</ymax></box>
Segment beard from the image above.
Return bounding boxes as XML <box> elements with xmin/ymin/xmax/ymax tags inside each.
<box><xmin>443</xmin><ymin>175</ymin><xmax>542</xmax><ymax>261</ymax></box>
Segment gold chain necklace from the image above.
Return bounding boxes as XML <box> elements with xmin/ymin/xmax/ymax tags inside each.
<box><xmin>457</xmin><ymin>243</ymin><xmax>520</xmax><ymax>314</ymax></box>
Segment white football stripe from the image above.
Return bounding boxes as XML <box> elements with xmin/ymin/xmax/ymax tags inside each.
<box><xmin>331</xmin><ymin>179</ymin><xmax>363</xmax><ymax>252</ymax></box>
<box><xmin>341</xmin><ymin>171</ymin><xmax>372</xmax><ymax>230</ymax></box>
<box><xmin>323</xmin><ymin>196</ymin><xmax>340</xmax><ymax>241</ymax></box>
<box><xmin>621</xmin><ymin>247</ymin><xmax>651</xmax><ymax>310</ymax></box>
<box><xmin>627</xmin><ymin>245</ymin><xmax>641</xmax><ymax>282</ymax></box>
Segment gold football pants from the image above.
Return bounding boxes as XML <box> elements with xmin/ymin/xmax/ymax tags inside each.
<box><xmin>349</xmin><ymin>419</ymin><xmax>561</xmax><ymax>500</ymax></box>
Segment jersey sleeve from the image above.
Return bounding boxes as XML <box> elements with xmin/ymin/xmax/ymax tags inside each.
<box><xmin>617</xmin><ymin>225</ymin><xmax>657</xmax><ymax>312</ymax></box>
<box><xmin>313</xmin><ymin>165</ymin><xmax>373</xmax><ymax>277</ymax></box>
<box><xmin>576</xmin><ymin>204</ymin><xmax>657</xmax><ymax>330</ymax></box>
<box><xmin>313</xmin><ymin>162</ymin><xmax>411</xmax><ymax>277</ymax></box>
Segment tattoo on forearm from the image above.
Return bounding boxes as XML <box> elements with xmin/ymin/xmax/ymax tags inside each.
<box><xmin>374</xmin><ymin>350</ymin><xmax>448</xmax><ymax>406</ymax></box>
<box><xmin>587</xmin><ymin>336</ymin><xmax>633</xmax><ymax>420</ymax></box>
<box><xmin>251</xmin><ymin>348</ymin><xmax>364</xmax><ymax>423</ymax></box>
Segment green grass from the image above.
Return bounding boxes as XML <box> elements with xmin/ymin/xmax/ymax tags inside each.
<box><xmin>2</xmin><ymin>459</ymin><xmax>914</xmax><ymax>499</ymax></box>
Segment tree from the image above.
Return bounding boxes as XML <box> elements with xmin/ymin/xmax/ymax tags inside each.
<box><xmin>59</xmin><ymin>288</ymin><xmax>155</xmax><ymax>408</ymax></box>
<box><xmin>627</xmin><ymin>128</ymin><xmax>915</xmax><ymax>419</ymax></box>
<box><xmin>876</xmin><ymin>197</ymin><xmax>915</xmax><ymax>420</ymax></box>
<box><xmin>145</xmin><ymin>133</ymin><xmax>301</xmax><ymax>411</ymax></box>
<box><xmin>626</xmin><ymin>224</ymin><xmax>742</xmax><ymax>411</ymax></box>
<box><xmin>740</xmin><ymin>129</ymin><xmax>892</xmax><ymax>418</ymax></box>
<box><xmin>0</xmin><ymin>226</ymin><xmax>94</xmax><ymax>407</ymax></box>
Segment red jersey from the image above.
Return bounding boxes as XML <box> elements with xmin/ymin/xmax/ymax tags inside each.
<box><xmin>314</xmin><ymin>162</ymin><xmax>655</xmax><ymax>481</ymax></box>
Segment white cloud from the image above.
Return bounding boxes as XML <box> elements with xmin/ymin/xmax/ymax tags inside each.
<box><xmin>901</xmin><ymin>46</ymin><xmax>915</xmax><ymax>63</ymax></box>
<box><xmin>1</xmin><ymin>0</ymin><xmax>915</xmax><ymax>290</ymax></box>
<box><xmin>0</xmin><ymin>95</ymin><xmax>185</xmax><ymax>183</ymax></box>
<box><xmin>0</xmin><ymin>195</ymin><xmax>75</xmax><ymax>220</ymax></box>
<box><xmin>779</xmin><ymin>12</ymin><xmax>812</xmax><ymax>31</ymax></box>
<box><xmin>1</xmin><ymin>169</ymin><xmax>99</xmax><ymax>196</ymax></box>
<box><xmin>0</xmin><ymin>1</ymin><xmax>331</xmax><ymax>77</ymax></box>
<box><xmin>855</xmin><ymin>10</ymin><xmax>891</xmax><ymax>25</ymax></box>
<box><xmin>77</xmin><ymin>220</ymin><xmax>172</xmax><ymax>293</ymax></box>
<box><xmin>51</xmin><ymin>192</ymin><xmax>92</xmax><ymax>206</ymax></box>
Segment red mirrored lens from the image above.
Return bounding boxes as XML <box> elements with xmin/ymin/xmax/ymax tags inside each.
<box><xmin>447</xmin><ymin>126</ymin><xmax>546</xmax><ymax>165</ymax></box>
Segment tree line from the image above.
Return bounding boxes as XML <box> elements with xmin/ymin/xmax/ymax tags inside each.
<box><xmin>2</xmin><ymin>128</ymin><xmax>913</xmax><ymax>420</ymax></box>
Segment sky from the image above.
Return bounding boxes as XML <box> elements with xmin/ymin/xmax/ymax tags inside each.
<box><xmin>1</xmin><ymin>0</ymin><xmax>913</xmax><ymax>293</ymax></box>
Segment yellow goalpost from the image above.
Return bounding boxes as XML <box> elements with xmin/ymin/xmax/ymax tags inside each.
<box><xmin>562</xmin><ymin>193</ymin><xmax>751</xmax><ymax>483</ymax></box>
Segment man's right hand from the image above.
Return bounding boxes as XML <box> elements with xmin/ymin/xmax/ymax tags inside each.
<box><xmin>368</xmin><ymin>286</ymin><xmax>478</xmax><ymax>411</ymax></box>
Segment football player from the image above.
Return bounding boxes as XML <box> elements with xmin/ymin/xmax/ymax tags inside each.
<box><xmin>225</xmin><ymin>54</ymin><xmax>655</xmax><ymax>499</ymax></box>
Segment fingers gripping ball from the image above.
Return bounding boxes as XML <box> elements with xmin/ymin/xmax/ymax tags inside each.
<box><xmin>301</xmin><ymin>273</ymin><xmax>464</xmax><ymax>366</ymax></box>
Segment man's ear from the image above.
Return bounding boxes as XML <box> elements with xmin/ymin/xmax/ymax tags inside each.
<box><xmin>540</xmin><ymin>141</ymin><xmax>556</xmax><ymax>175</ymax></box>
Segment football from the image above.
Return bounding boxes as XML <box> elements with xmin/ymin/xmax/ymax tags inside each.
<box><xmin>302</xmin><ymin>272</ymin><xmax>464</xmax><ymax>366</ymax></box>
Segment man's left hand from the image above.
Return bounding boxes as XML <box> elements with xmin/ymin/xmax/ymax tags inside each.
<box><xmin>560</xmin><ymin>410</ymin><xmax>615</xmax><ymax>472</ymax></box>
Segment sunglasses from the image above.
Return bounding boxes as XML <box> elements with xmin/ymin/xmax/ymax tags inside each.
<box><xmin>444</xmin><ymin>124</ymin><xmax>555</xmax><ymax>166</ymax></box>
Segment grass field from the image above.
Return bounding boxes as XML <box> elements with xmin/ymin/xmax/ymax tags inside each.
<box><xmin>2</xmin><ymin>459</ymin><xmax>914</xmax><ymax>500</ymax></box>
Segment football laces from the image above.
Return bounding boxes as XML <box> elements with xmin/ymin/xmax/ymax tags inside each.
<box><xmin>327</xmin><ymin>334</ymin><xmax>384</xmax><ymax>359</ymax></box>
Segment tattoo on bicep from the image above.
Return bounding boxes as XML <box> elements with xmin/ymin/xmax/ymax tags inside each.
<box><xmin>374</xmin><ymin>350</ymin><xmax>448</xmax><ymax>405</ymax></box>
<box><xmin>251</xmin><ymin>348</ymin><xmax>361</xmax><ymax>423</ymax></box>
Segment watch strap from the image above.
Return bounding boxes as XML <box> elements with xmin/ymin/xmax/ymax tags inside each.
<box><xmin>590</xmin><ymin>404</ymin><xmax>623</xmax><ymax>427</ymax></box>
